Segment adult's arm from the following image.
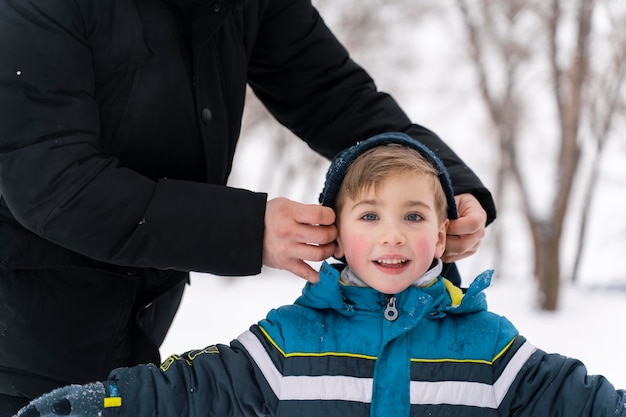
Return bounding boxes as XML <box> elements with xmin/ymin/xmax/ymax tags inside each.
<box><xmin>0</xmin><ymin>0</ymin><xmax>265</xmax><ymax>275</ymax></box>
<box><xmin>247</xmin><ymin>0</ymin><xmax>496</xmax><ymax>225</ymax></box>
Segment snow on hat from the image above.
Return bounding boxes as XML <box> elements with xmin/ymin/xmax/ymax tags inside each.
<box><xmin>318</xmin><ymin>131</ymin><xmax>458</xmax><ymax>220</ymax></box>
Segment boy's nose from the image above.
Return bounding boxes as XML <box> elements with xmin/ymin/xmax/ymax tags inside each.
<box><xmin>380</xmin><ymin>225</ymin><xmax>406</xmax><ymax>246</ymax></box>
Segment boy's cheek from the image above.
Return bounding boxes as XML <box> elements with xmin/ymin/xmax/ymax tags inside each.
<box><xmin>412</xmin><ymin>236</ymin><xmax>443</xmax><ymax>261</ymax></box>
<box><xmin>339</xmin><ymin>234</ymin><xmax>369</xmax><ymax>263</ymax></box>
<box><xmin>413</xmin><ymin>237</ymin><xmax>432</xmax><ymax>252</ymax></box>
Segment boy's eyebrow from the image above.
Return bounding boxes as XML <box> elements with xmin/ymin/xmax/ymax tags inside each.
<box><xmin>403</xmin><ymin>200</ymin><xmax>434</xmax><ymax>211</ymax></box>
<box><xmin>350</xmin><ymin>199</ymin><xmax>433</xmax><ymax>211</ymax></box>
<box><xmin>409</xmin><ymin>199</ymin><xmax>432</xmax><ymax>207</ymax></box>
<box><xmin>350</xmin><ymin>199</ymin><xmax>379</xmax><ymax>209</ymax></box>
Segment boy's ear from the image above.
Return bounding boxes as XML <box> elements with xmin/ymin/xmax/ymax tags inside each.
<box><xmin>334</xmin><ymin>237</ymin><xmax>345</xmax><ymax>259</ymax></box>
<box><xmin>435</xmin><ymin>219</ymin><xmax>449</xmax><ymax>259</ymax></box>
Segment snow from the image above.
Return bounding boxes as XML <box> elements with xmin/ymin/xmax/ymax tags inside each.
<box><xmin>161</xmin><ymin>263</ymin><xmax>626</xmax><ymax>389</ymax></box>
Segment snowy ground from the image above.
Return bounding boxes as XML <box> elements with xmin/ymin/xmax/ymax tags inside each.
<box><xmin>161</xmin><ymin>264</ymin><xmax>626</xmax><ymax>389</ymax></box>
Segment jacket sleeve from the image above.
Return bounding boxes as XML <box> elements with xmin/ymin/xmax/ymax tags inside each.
<box><xmin>247</xmin><ymin>0</ymin><xmax>496</xmax><ymax>224</ymax></box>
<box><xmin>0</xmin><ymin>0</ymin><xmax>266</xmax><ymax>274</ymax></box>
<box><xmin>108</xmin><ymin>339</ymin><xmax>275</xmax><ymax>417</ymax></box>
<box><xmin>498</xmin><ymin>339</ymin><xmax>626</xmax><ymax>416</ymax></box>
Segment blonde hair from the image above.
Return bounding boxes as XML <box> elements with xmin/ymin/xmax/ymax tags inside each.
<box><xmin>335</xmin><ymin>144</ymin><xmax>449</xmax><ymax>223</ymax></box>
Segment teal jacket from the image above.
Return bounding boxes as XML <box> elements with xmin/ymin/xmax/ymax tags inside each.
<box><xmin>107</xmin><ymin>262</ymin><xmax>626</xmax><ymax>416</ymax></box>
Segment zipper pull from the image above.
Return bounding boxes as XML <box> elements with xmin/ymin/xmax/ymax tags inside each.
<box><xmin>384</xmin><ymin>296</ymin><xmax>398</xmax><ymax>321</ymax></box>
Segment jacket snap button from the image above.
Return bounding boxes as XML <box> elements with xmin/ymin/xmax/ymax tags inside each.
<box><xmin>212</xmin><ymin>3</ymin><xmax>220</xmax><ymax>12</ymax></box>
<box><xmin>201</xmin><ymin>108</ymin><xmax>212</xmax><ymax>124</ymax></box>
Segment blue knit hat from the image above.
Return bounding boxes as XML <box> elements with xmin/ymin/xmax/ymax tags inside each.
<box><xmin>318</xmin><ymin>132</ymin><xmax>458</xmax><ymax>220</ymax></box>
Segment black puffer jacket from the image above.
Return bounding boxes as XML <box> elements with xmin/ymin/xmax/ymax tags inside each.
<box><xmin>0</xmin><ymin>0</ymin><xmax>496</xmax><ymax>399</ymax></box>
<box><xmin>0</xmin><ymin>0</ymin><xmax>494</xmax><ymax>274</ymax></box>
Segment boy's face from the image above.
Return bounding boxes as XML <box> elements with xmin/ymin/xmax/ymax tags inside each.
<box><xmin>335</xmin><ymin>172</ymin><xmax>448</xmax><ymax>294</ymax></box>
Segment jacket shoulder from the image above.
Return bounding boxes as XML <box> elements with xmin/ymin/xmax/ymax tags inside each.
<box><xmin>415</xmin><ymin>310</ymin><xmax>519</xmax><ymax>363</ymax></box>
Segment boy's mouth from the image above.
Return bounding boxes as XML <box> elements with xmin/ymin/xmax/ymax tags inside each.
<box><xmin>375</xmin><ymin>259</ymin><xmax>408</xmax><ymax>267</ymax></box>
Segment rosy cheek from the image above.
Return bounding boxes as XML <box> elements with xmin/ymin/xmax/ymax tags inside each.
<box><xmin>341</xmin><ymin>233</ymin><xmax>369</xmax><ymax>265</ymax></box>
<box><xmin>411</xmin><ymin>236</ymin><xmax>436</xmax><ymax>259</ymax></box>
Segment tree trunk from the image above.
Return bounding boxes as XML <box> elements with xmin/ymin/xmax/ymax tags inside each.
<box><xmin>531</xmin><ymin>222</ymin><xmax>560</xmax><ymax>310</ymax></box>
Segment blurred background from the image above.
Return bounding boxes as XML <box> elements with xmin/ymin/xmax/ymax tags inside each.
<box><xmin>162</xmin><ymin>0</ymin><xmax>626</xmax><ymax>387</ymax></box>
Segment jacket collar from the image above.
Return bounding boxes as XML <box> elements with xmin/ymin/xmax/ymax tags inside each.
<box><xmin>339</xmin><ymin>259</ymin><xmax>444</xmax><ymax>288</ymax></box>
<box><xmin>295</xmin><ymin>261</ymin><xmax>492</xmax><ymax>321</ymax></box>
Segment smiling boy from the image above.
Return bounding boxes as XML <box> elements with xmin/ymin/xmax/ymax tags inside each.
<box><xmin>15</xmin><ymin>132</ymin><xmax>626</xmax><ymax>417</ymax></box>
<box><xmin>332</xmin><ymin>143</ymin><xmax>449</xmax><ymax>295</ymax></box>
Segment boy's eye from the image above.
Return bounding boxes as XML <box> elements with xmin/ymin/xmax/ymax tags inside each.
<box><xmin>361</xmin><ymin>213</ymin><xmax>379</xmax><ymax>221</ymax></box>
<box><xmin>406</xmin><ymin>213</ymin><xmax>422</xmax><ymax>222</ymax></box>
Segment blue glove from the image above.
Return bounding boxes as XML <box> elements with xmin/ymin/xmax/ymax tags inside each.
<box><xmin>15</xmin><ymin>382</ymin><xmax>121</xmax><ymax>417</ymax></box>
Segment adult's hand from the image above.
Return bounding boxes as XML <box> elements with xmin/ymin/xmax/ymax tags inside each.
<box><xmin>263</xmin><ymin>198</ymin><xmax>337</xmax><ymax>283</ymax></box>
<box><xmin>442</xmin><ymin>193</ymin><xmax>487</xmax><ymax>263</ymax></box>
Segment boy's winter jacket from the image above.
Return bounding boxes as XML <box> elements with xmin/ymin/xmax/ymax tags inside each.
<box><xmin>105</xmin><ymin>262</ymin><xmax>626</xmax><ymax>417</ymax></box>
<box><xmin>0</xmin><ymin>0</ymin><xmax>496</xmax><ymax>399</ymax></box>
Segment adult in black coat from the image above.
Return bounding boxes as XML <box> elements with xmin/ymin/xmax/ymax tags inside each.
<box><xmin>0</xmin><ymin>0</ymin><xmax>496</xmax><ymax>414</ymax></box>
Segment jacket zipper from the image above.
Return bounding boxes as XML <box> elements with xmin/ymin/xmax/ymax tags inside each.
<box><xmin>384</xmin><ymin>296</ymin><xmax>398</xmax><ymax>321</ymax></box>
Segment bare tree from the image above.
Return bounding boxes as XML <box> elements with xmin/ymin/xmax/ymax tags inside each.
<box><xmin>455</xmin><ymin>0</ymin><xmax>626</xmax><ymax>310</ymax></box>
<box><xmin>454</xmin><ymin>0</ymin><xmax>531</xmax><ymax>279</ymax></box>
<box><xmin>572</xmin><ymin>3</ymin><xmax>626</xmax><ymax>282</ymax></box>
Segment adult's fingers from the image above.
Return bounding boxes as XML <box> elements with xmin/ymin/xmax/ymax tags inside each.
<box><xmin>443</xmin><ymin>194</ymin><xmax>487</xmax><ymax>262</ymax></box>
<box><xmin>263</xmin><ymin>198</ymin><xmax>337</xmax><ymax>282</ymax></box>
<box><xmin>291</xmin><ymin>203</ymin><xmax>336</xmax><ymax>226</ymax></box>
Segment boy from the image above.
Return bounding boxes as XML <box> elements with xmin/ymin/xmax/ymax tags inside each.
<box><xmin>15</xmin><ymin>132</ymin><xmax>626</xmax><ymax>417</ymax></box>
